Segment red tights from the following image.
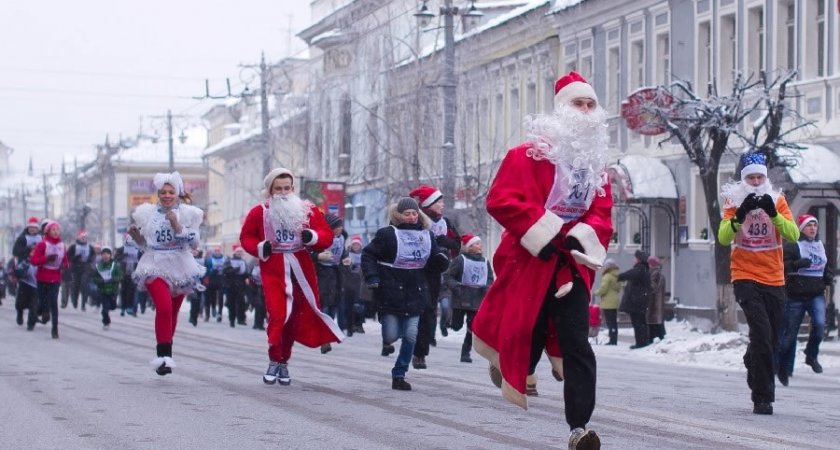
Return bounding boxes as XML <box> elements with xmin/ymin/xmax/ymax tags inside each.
<box><xmin>146</xmin><ymin>278</ymin><xmax>185</xmax><ymax>344</ymax></box>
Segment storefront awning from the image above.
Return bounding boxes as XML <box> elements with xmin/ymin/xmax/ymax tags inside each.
<box><xmin>608</xmin><ymin>154</ymin><xmax>678</xmax><ymax>201</ymax></box>
<box><xmin>781</xmin><ymin>144</ymin><xmax>840</xmax><ymax>184</ymax></box>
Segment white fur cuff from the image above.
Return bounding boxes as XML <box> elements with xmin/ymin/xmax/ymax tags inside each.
<box><xmin>520</xmin><ymin>211</ymin><xmax>565</xmax><ymax>257</ymax></box>
<box><xmin>567</xmin><ymin>223</ymin><xmax>606</xmax><ymax>266</ymax></box>
<box><xmin>150</xmin><ymin>357</ymin><xmax>165</xmax><ymax>369</ymax></box>
<box><xmin>571</xmin><ymin>249</ymin><xmax>603</xmax><ymax>270</ymax></box>
<box><xmin>554</xmin><ymin>282</ymin><xmax>573</xmax><ymax>298</ymax></box>
<box><xmin>257</xmin><ymin>240</ymin><xmax>271</xmax><ymax>261</ymax></box>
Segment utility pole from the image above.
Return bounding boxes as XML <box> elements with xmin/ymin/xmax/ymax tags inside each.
<box><xmin>148</xmin><ymin>110</ymin><xmax>189</xmax><ymax>173</ymax></box>
<box><xmin>259</xmin><ymin>52</ymin><xmax>272</xmax><ymax>176</ymax></box>
<box><xmin>441</xmin><ymin>0</ymin><xmax>457</xmax><ymax>206</ymax></box>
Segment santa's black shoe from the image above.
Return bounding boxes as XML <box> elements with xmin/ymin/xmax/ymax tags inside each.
<box><xmin>392</xmin><ymin>377</ymin><xmax>411</xmax><ymax>391</ymax></box>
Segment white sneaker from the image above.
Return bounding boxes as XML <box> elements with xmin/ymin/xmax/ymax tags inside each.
<box><xmin>569</xmin><ymin>428</ymin><xmax>600</xmax><ymax>450</ymax></box>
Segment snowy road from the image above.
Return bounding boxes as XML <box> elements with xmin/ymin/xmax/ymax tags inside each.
<box><xmin>1</xmin><ymin>304</ymin><xmax>837</xmax><ymax>450</ymax></box>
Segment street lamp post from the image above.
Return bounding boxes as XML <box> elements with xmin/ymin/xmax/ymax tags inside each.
<box><xmin>415</xmin><ymin>0</ymin><xmax>482</xmax><ymax>205</ymax></box>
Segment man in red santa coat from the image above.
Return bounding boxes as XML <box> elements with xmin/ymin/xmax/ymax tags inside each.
<box><xmin>472</xmin><ymin>71</ymin><xmax>612</xmax><ymax>450</ymax></box>
<box><xmin>240</xmin><ymin>167</ymin><xmax>344</xmax><ymax>386</ymax></box>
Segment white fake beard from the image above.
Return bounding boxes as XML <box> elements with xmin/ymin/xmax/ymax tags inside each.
<box><xmin>268</xmin><ymin>194</ymin><xmax>311</xmax><ymax>231</ymax></box>
<box><xmin>523</xmin><ymin>105</ymin><xmax>610</xmax><ymax>191</ymax></box>
<box><xmin>720</xmin><ymin>179</ymin><xmax>780</xmax><ymax>207</ymax></box>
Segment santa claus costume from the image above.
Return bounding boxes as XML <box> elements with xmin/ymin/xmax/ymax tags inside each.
<box><xmin>239</xmin><ymin>168</ymin><xmax>343</xmax><ymax>386</ymax></box>
<box><xmin>471</xmin><ymin>71</ymin><xmax>612</xmax><ymax>449</ymax></box>
<box><xmin>129</xmin><ymin>171</ymin><xmax>206</xmax><ymax>375</ymax></box>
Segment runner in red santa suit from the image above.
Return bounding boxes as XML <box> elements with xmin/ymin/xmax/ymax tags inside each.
<box><xmin>239</xmin><ymin>168</ymin><xmax>343</xmax><ymax>386</ymax></box>
<box><xmin>471</xmin><ymin>71</ymin><xmax>612</xmax><ymax>450</ymax></box>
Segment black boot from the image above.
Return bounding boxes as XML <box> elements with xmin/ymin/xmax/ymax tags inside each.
<box><xmin>51</xmin><ymin>325</ymin><xmax>59</xmax><ymax>339</ymax></box>
<box><xmin>16</xmin><ymin>310</ymin><xmax>23</xmax><ymax>326</ymax></box>
<box><xmin>155</xmin><ymin>343</ymin><xmax>173</xmax><ymax>376</ymax></box>
<box><xmin>392</xmin><ymin>377</ymin><xmax>411</xmax><ymax>391</ymax></box>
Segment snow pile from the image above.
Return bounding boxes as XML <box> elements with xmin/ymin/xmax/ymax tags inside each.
<box><xmin>595</xmin><ymin>320</ymin><xmax>840</xmax><ymax>374</ymax></box>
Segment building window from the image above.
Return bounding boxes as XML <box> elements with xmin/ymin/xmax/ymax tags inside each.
<box><xmin>719</xmin><ymin>14</ymin><xmax>737</xmax><ymax>93</ymax></box>
<box><xmin>777</xmin><ymin>1</ymin><xmax>796</xmax><ymax>72</ymax></box>
<box><xmin>747</xmin><ymin>6</ymin><xmax>764</xmax><ymax>73</ymax></box>
<box><xmin>494</xmin><ymin>94</ymin><xmax>504</xmax><ymax>148</ymax></box>
<box><xmin>338</xmin><ymin>96</ymin><xmax>351</xmax><ymax>176</ymax></box>
<box><xmin>510</xmin><ymin>88</ymin><xmax>520</xmax><ymax>146</ymax></box>
<box><xmin>656</xmin><ymin>32</ymin><xmax>670</xmax><ymax>85</ymax></box>
<box><xmin>580</xmin><ymin>54</ymin><xmax>593</xmax><ymax>80</ymax></box>
<box><xmin>366</xmin><ymin>106</ymin><xmax>379</xmax><ymax>178</ymax></box>
<box><xmin>526</xmin><ymin>83</ymin><xmax>536</xmax><ymax>115</ymax></box>
<box><xmin>608</xmin><ymin>46</ymin><xmax>621</xmax><ymax>112</ymax></box>
<box><xmin>630</xmin><ymin>40</ymin><xmax>644</xmax><ymax>89</ymax></box>
<box><xmin>698</xmin><ymin>21</ymin><xmax>712</xmax><ymax>96</ymax></box>
<box><xmin>805</xmin><ymin>0</ymin><xmax>826</xmax><ymax>77</ymax></box>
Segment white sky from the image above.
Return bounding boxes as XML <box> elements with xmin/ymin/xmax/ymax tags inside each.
<box><xmin>0</xmin><ymin>0</ymin><xmax>310</xmax><ymax>175</ymax></box>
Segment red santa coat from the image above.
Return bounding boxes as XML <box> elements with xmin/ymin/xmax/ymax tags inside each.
<box><xmin>240</xmin><ymin>202</ymin><xmax>343</xmax><ymax>356</ymax></box>
<box><xmin>472</xmin><ymin>143</ymin><xmax>613</xmax><ymax>409</ymax></box>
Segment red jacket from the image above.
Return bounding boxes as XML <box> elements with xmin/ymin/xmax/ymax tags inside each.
<box><xmin>31</xmin><ymin>236</ymin><xmax>69</xmax><ymax>284</ymax></box>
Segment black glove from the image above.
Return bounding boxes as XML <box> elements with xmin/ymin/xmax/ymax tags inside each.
<box><xmin>757</xmin><ymin>194</ymin><xmax>777</xmax><ymax>218</ymax></box>
<box><xmin>262</xmin><ymin>241</ymin><xmax>272</xmax><ymax>256</ymax></box>
<box><xmin>734</xmin><ymin>194</ymin><xmax>758</xmax><ymax>223</ymax></box>
<box><xmin>538</xmin><ymin>243</ymin><xmax>558</xmax><ymax>261</ymax></box>
<box><xmin>301</xmin><ymin>229</ymin><xmax>314</xmax><ymax>243</ymax></box>
<box><xmin>793</xmin><ymin>257</ymin><xmax>811</xmax><ymax>269</ymax></box>
<box><xmin>563</xmin><ymin>236</ymin><xmax>584</xmax><ymax>252</ymax></box>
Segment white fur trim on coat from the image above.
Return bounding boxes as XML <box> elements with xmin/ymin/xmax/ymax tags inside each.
<box><xmin>520</xmin><ymin>211</ymin><xmax>565</xmax><ymax>257</ymax></box>
<box><xmin>566</xmin><ymin>222</ymin><xmax>606</xmax><ymax>267</ymax></box>
<box><xmin>257</xmin><ymin>240</ymin><xmax>270</xmax><ymax>262</ymax></box>
<box><xmin>571</xmin><ymin>249</ymin><xmax>603</xmax><ymax>270</ymax></box>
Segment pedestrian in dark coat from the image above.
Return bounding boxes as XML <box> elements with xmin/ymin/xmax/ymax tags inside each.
<box><xmin>67</xmin><ymin>230</ymin><xmax>96</xmax><ymax>310</ymax></box>
<box><xmin>646</xmin><ymin>255</ymin><xmax>667</xmax><ymax>343</ymax></box>
<box><xmin>618</xmin><ymin>250</ymin><xmax>650</xmax><ymax>348</ymax></box>
<box><xmin>12</xmin><ymin>216</ymin><xmax>42</xmax><ymax>260</ymax></box>
<box><xmin>361</xmin><ymin>197</ymin><xmax>449</xmax><ymax>391</ymax></box>
<box><xmin>223</xmin><ymin>245</ymin><xmax>250</xmax><ymax>327</ymax></box>
<box><xmin>340</xmin><ymin>235</ymin><xmax>366</xmax><ymax>336</ymax></box>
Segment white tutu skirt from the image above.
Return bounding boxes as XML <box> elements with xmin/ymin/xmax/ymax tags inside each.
<box><xmin>133</xmin><ymin>250</ymin><xmax>207</xmax><ymax>295</ymax></box>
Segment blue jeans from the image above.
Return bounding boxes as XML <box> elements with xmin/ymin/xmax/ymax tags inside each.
<box><xmin>777</xmin><ymin>295</ymin><xmax>825</xmax><ymax>375</ymax></box>
<box><xmin>381</xmin><ymin>314</ymin><xmax>420</xmax><ymax>379</ymax></box>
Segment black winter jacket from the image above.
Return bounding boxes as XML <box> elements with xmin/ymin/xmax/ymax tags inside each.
<box><xmin>443</xmin><ymin>252</ymin><xmax>494</xmax><ymax>311</ymax></box>
<box><xmin>783</xmin><ymin>239</ymin><xmax>834</xmax><ymax>299</ymax></box>
<box><xmin>361</xmin><ymin>223</ymin><xmax>450</xmax><ymax>317</ymax></box>
<box><xmin>618</xmin><ymin>261</ymin><xmax>650</xmax><ymax>315</ymax></box>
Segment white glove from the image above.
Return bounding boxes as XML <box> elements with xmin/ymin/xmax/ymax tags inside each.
<box><xmin>571</xmin><ymin>249</ymin><xmax>603</xmax><ymax>271</ymax></box>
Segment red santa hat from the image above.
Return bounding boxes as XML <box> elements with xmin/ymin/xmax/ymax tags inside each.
<box><xmin>461</xmin><ymin>234</ymin><xmax>481</xmax><ymax>249</ymax></box>
<box><xmin>410</xmin><ymin>185</ymin><xmax>443</xmax><ymax>208</ymax></box>
<box><xmin>349</xmin><ymin>234</ymin><xmax>363</xmax><ymax>247</ymax></box>
<box><xmin>263</xmin><ymin>167</ymin><xmax>294</xmax><ymax>192</ymax></box>
<box><xmin>798</xmin><ymin>214</ymin><xmax>818</xmax><ymax>231</ymax></box>
<box><xmin>554</xmin><ymin>71</ymin><xmax>598</xmax><ymax>109</ymax></box>
<box><xmin>25</xmin><ymin>216</ymin><xmax>39</xmax><ymax>229</ymax></box>
<box><xmin>232</xmin><ymin>243</ymin><xmax>244</xmax><ymax>254</ymax></box>
<box><xmin>77</xmin><ymin>230</ymin><xmax>88</xmax><ymax>239</ymax></box>
<box><xmin>44</xmin><ymin>220</ymin><xmax>60</xmax><ymax>233</ymax></box>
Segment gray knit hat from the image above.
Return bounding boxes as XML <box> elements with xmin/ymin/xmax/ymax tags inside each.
<box><xmin>396</xmin><ymin>197</ymin><xmax>420</xmax><ymax>213</ymax></box>
<box><xmin>325</xmin><ymin>214</ymin><xmax>343</xmax><ymax>229</ymax></box>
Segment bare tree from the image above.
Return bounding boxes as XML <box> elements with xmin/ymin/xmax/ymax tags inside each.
<box><xmin>649</xmin><ymin>70</ymin><xmax>813</xmax><ymax>331</ymax></box>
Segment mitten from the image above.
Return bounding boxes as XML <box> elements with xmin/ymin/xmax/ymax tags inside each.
<box><xmin>757</xmin><ymin>194</ymin><xmax>777</xmax><ymax>218</ymax></box>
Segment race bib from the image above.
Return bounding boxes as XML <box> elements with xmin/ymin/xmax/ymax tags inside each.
<box><xmin>262</xmin><ymin>206</ymin><xmax>304</xmax><ymax>253</ymax></box>
<box><xmin>460</xmin><ymin>257</ymin><xmax>488</xmax><ymax>287</ymax></box>
<box><xmin>797</xmin><ymin>240</ymin><xmax>827</xmax><ymax>277</ymax></box>
<box><xmin>393</xmin><ymin>228</ymin><xmax>432</xmax><ymax>269</ymax></box>
<box><xmin>44</xmin><ymin>241</ymin><xmax>66</xmax><ymax>270</ymax></box>
<box><xmin>545</xmin><ymin>163</ymin><xmax>596</xmax><ymax>222</ymax></box>
<box><xmin>430</xmin><ymin>218</ymin><xmax>448</xmax><ymax>237</ymax></box>
<box><xmin>98</xmin><ymin>263</ymin><xmax>114</xmax><ymax>282</ymax></box>
<box><xmin>148</xmin><ymin>212</ymin><xmax>181</xmax><ymax>251</ymax></box>
<box><xmin>734</xmin><ymin>210</ymin><xmax>780</xmax><ymax>252</ymax></box>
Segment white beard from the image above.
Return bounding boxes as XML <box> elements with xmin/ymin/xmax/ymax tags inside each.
<box><xmin>523</xmin><ymin>105</ymin><xmax>610</xmax><ymax>192</ymax></box>
<box><xmin>268</xmin><ymin>194</ymin><xmax>311</xmax><ymax>231</ymax></box>
<box><xmin>720</xmin><ymin>179</ymin><xmax>780</xmax><ymax>208</ymax></box>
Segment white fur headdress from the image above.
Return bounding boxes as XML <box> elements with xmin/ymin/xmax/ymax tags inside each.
<box><xmin>153</xmin><ymin>171</ymin><xmax>185</xmax><ymax>196</ymax></box>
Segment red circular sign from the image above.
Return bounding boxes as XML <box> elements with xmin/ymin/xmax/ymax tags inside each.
<box><xmin>620</xmin><ymin>87</ymin><xmax>675</xmax><ymax>136</ymax></box>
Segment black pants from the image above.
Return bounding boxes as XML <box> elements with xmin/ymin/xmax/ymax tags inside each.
<box><xmin>252</xmin><ymin>288</ymin><xmax>266</xmax><ymax>329</ymax></box>
<box><xmin>451</xmin><ymin>309</ymin><xmax>476</xmax><ymax>356</ymax></box>
<box><xmin>629</xmin><ymin>311</ymin><xmax>648</xmax><ymax>346</ymax></box>
<box><xmin>734</xmin><ymin>280</ymin><xmax>784</xmax><ymax>404</ymax></box>
<box><xmin>189</xmin><ymin>291</ymin><xmax>203</xmax><ymax>324</ymax></box>
<box><xmin>205</xmin><ymin>285</ymin><xmax>223</xmax><ymax>318</ymax></box>
<box><xmin>603</xmin><ymin>309</ymin><xmax>618</xmax><ymax>344</ymax></box>
<box><xmin>70</xmin><ymin>270</ymin><xmax>84</xmax><ymax>308</ymax></box>
<box><xmin>414</xmin><ymin>276</ymin><xmax>441</xmax><ymax>359</ymax></box>
<box><xmin>37</xmin><ymin>282</ymin><xmax>60</xmax><ymax>332</ymax></box>
<box><xmin>530</xmin><ymin>275</ymin><xmax>596</xmax><ymax>430</ymax></box>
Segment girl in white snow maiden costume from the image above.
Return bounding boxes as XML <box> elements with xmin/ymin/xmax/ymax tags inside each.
<box><xmin>127</xmin><ymin>171</ymin><xmax>206</xmax><ymax>376</ymax></box>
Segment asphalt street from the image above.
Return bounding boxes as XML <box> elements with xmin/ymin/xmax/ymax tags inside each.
<box><xmin>1</xmin><ymin>303</ymin><xmax>837</xmax><ymax>450</ymax></box>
